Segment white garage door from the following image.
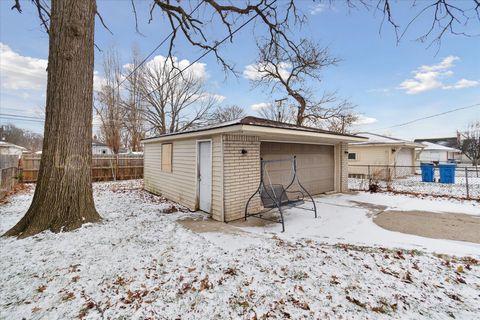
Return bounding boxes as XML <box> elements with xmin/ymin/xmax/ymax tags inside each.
<box><xmin>395</xmin><ymin>148</ymin><xmax>413</xmax><ymax>177</ymax></box>
<box><xmin>260</xmin><ymin>142</ymin><xmax>335</xmax><ymax>195</ymax></box>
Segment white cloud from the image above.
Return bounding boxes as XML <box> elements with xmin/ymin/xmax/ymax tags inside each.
<box><xmin>398</xmin><ymin>70</ymin><xmax>445</xmax><ymax>94</ymax></box>
<box><xmin>1</xmin><ymin>42</ymin><xmax>104</xmax><ymax>93</ymax></box>
<box><xmin>146</xmin><ymin>55</ymin><xmax>207</xmax><ymax>81</ymax></box>
<box><xmin>418</xmin><ymin>56</ymin><xmax>458</xmax><ymax>72</ymax></box>
<box><xmin>353</xmin><ymin>115</ymin><xmax>377</xmax><ymax>125</ymax></box>
<box><xmin>93</xmin><ymin>71</ymin><xmax>106</xmax><ymax>92</ymax></box>
<box><xmin>398</xmin><ymin>56</ymin><xmax>477</xmax><ymax>94</ymax></box>
<box><xmin>243</xmin><ymin>62</ymin><xmax>291</xmax><ymax>82</ymax></box>
<box><xmin>443</xmin><ymin>79</ymin><xmax>479</xmax><ymax>90</ymax></box>
<box><xmin>195</xmin><ymin>92</ymin><xmax>226</xmax><ymax>103</ymax></box>
<box><xmin>310</xmin><ymin>3</ymin><xmax>327</xmax><ymax>15</ymax></box>
<box><xmin>0</xmin><ymin>43</ymin><xmax>47</xmax><ymax>90</ymax></box>
<box><xmin>250</xmin><ymin>102</ymin><xmax>271</xmax><ymax>111</ymax></box>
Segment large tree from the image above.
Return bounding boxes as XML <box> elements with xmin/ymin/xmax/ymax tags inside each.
<box><xmin>95</xmin><ymin>48</ymin><xmax>123</xmax><ymax>154</ymax></box>
<box><xmin>122</xmin><ymin>46</ymin><xmax>146</xmax><ymax>152</ymax></box>
<box><xmin>249</xmin><ymin>39</ymin><xmax>354</xmax><ymax>128</ymax></box>
<box><xmin>139</xmin><ymin>57</ymin><xmax>219</xmax><ymax>134</ymax></box>
<box><xmin>209</xmin><ymin>105</ymin><xmax>246</xmax><ymax>123</ymax></box>
<box><xmin>4</xmin><ymin>0</ymin><xmax>100</xmax><ymax>238</ymax></box>
<box><xmin>460</xmin><ymin>121</ymin><xmax>480</xmax><ymax>166</ymax></box>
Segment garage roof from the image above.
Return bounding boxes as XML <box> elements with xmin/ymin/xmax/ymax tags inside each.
<box><xmin>142</xmin><ymin>116</ymin><xmax>368</xmax><ymax>143</ymax></box>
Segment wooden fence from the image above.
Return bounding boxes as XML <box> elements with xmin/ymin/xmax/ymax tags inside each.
<box><xmin>21</xmin><ymin>154</ymin><xmax>143</xmax><ymax>183</ymax></box>
<box><xmin>0</xmin><ymin>155</ymin><xmax>20</xmax><ymax>198</ymax></box>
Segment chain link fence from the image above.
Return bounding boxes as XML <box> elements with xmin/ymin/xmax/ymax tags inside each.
<box><xmin>348</xmin><ymin>164</ymin><xmax>480</xmax><ymax>200</ymax></box>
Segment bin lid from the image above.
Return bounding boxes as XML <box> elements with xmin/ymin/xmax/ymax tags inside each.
<box><xmin>438</xmin><ymin>163</ymin><xmax>456</xmax><ymax>167</ymax></box>
<box><xmin>420</xmin><ymin>163</ymin><xmax>434</xmax><ymax>166</ymax></box>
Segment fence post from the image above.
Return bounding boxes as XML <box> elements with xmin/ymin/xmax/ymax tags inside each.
<box><xmin>115</xmin><ymin>154</ymin><xmax>119</xmax><ymax>181</ymax></box>
<box><xmin>465</xmin><ymin>167</ymin><xmax>469</xmax><ymax>199</ymax></box>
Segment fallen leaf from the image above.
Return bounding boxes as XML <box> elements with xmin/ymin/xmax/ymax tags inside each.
<box><xmin>36</xmin><ymin>285</ymin><xmax>47</xmax><ymax>293</ymax></box>
<box><xmin>346</xmin><ymin>296</ymin><xmax>366</xmax><ymax>309</ymax></box>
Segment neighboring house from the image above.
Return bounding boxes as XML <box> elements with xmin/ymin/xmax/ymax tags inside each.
<box><xmin>142</xmin><ymin>116</ymin><xmax>366</xmax><ymax>222</ymax></box>
<box><xmin>348</xmin><ymin>133</ymin><xmax>424</xmax><ymax>178</ymax></box>
<box><xmin>34</xmin><ymin>142</ymin><xmax>117</xmax><ymax>155</ymax></box>
<box><xmin>416</xmin><ymin>142</ymin><xmax>462</xmax><ymax>163</ymax></box>
<box><xmin>0</xmin><ymin>141</ymin><xmax>26</xmax><ymax>158</ymax></box>
<box><xmin>414</xmin><ymin>135</ymin><xmax>471</xmax><ymax>164</ymax></box>
<box><xmin>92</xmin><ymin>141</ymin><xmax>114</xmax><ymax>155</ymax></box>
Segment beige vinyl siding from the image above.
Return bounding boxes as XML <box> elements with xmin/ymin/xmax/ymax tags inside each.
<box><xmin>348</xmin><ymin>146</ymin><xmax>390</xmax><ymax>177</ymax></box>
<box><xmin>144</xmin><ymin>139</ymin><xmax>197</xmax><ymax>210</ymax></box>
<box><xmin>144</xmin><ymin>134</ymin><xmax>224</xmax><ymax>216</ymax></box>
<box><xmin>348</xmin><ymin>145</ymin><xmax>417</xmax><ymax>178</ymax></box>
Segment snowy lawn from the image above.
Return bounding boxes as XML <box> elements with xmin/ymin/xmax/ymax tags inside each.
<box><xmin>0</xmin><ymin>180</ymin><xmax>479</xmax><ymax>319</ymax></box>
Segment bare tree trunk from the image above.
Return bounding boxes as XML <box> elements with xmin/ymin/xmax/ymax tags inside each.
<box><xmin>3</xmin><ymin>0</ymin><xmax>100</xmax><ymax>238</ymax></box>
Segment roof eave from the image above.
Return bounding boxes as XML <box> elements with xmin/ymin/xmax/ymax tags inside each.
<box><xmin>350</xmin><ymin>142</ymin><xmax>424</xmax><ymax>148</ymax></box>
<box><xmin>241</xmin><ymin>125</ymin><xmax>367</xmax><ymax>142</ymax></box>
<box><xmin>141</xmin><ymin>123</ymin><xmax>368</xmax><ymax>144</ymax></box>
<box><xmin>141</xmin><ymin>124</ymin><xmax>244</xmax><ymax>143</ymax></box>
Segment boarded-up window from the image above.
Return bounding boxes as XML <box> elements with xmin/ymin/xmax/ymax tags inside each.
<box><xmin>161</xmin><ymin>143</ymin><xmax>172</xmax><ymax>172</ymax></box>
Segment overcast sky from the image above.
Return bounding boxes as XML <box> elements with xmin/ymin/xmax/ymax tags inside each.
<box><xmin>1</xmin><ymin>1</ymin><xmax>479</xmax><ymax>140</ymax></box>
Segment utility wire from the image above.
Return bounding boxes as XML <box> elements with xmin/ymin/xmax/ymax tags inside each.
<box><xmin>138</xmin><ymin>0</ymin><xmax>277</xmax><ymax>102</ymax></box>
<box><xmin>368</xmin><ymin>103</ymin><xmax>480</xmax><ymax>132</ymax></box>
<box><xmin>115</xmin><ymin>0</ymin><xmax>205</xmax><ymax>91</ymax></box>
<box><xmin>0</xmin><ymin>116</ymin><xmax>44</xmax><ymax>123</ymax></box>
<box><xmin>0</xmin><ymin>113</ymin><xmax>44</xmax><ymax>120</ymax></box>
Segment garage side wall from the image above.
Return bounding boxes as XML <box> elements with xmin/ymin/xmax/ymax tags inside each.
<box><xmin>223</xmin><ymin>134</ymin><xmax>261</xmax><ymax>222</ymax></box>
<box><xmin>144</xmin><ymin>139</ymin><xmax>197</xmax><ymax>210</ymax></box>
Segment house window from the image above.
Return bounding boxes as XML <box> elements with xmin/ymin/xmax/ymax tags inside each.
<box><xmin>348</xmin><ymin>152</ymin><xmax>357</xmax><ymax>160</ymax></box>
<box><xmin>161</xmin><ymin>143</ymin><xmax>173</xmax><ymax>173</ymax></box>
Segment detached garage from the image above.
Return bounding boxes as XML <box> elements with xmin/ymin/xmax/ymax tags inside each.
<box><xmin>142</xmin><ymin>117</ymin><xmax>366</xmax><ymax>222</ymax></box>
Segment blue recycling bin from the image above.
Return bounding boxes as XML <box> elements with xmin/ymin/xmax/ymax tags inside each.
<box><xmin>420</xmin><ymin>163</ymin><xmax>434</xmax><ymax>182</ymax></box>
<box><xmin>439</xmin><ymin>163</ymin><xmax>456</xmax><ymax>184</ymax></box>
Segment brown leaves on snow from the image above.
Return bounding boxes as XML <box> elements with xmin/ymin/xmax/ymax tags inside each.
<box><xmin>346</xmin><ymin>295</ymin><xmax>367</xmax><ymax>309</ymax></box>
<box><xmin>36</xmin><ymin>285</ymin><xmax>47</xmax><ymax>293</ymax></box>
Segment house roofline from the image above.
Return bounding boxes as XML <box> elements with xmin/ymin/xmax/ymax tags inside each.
<box><xmin>142</xmin><ymin>123</ymin><xmax>367</xmax><ymax>144</ymax></box>
<box><xmin>349</xmin><ymin>142</ymin><xmax>424</xmax><ymax>148</ymax></box>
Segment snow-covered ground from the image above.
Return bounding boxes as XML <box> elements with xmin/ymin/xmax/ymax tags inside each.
<box><xmin>1</xmin><ymin>180</ymin><xmax>479</xmax><ymax>319</ymax></box>
<box><xmin>238</xmin><ymin>192</ymin><xmax>480</xmax><ymax>257</ymax></box>
<box><xmin>349</xmin><ymin>176</ymin><xmax>480</xmax><ymax>199</ymax></box>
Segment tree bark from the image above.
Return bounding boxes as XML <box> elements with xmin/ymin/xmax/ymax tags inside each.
<box><xmin>3</xmin><ymin>0</ymin><xmax>100</xmax><ymax>238</ymax></box>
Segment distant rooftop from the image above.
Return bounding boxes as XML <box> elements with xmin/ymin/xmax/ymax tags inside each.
<box><xmin>414</xmin><ymin>137</ymin><xmax>459</xmax><ymax>148</ymax></box>
<box><xmin>420</xmin><ymin>141</ymin><xmax>461</xmax><ymax>152</ymax></box>
<box><xmin>351</xmin><ymin>132</ymin><xmax>423</xmax><ymax>148</ymax></box>
<box><xmin>0</xmin><ymin>141</ymin><xmax>27</xmax><ymax>150</ymax></box>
